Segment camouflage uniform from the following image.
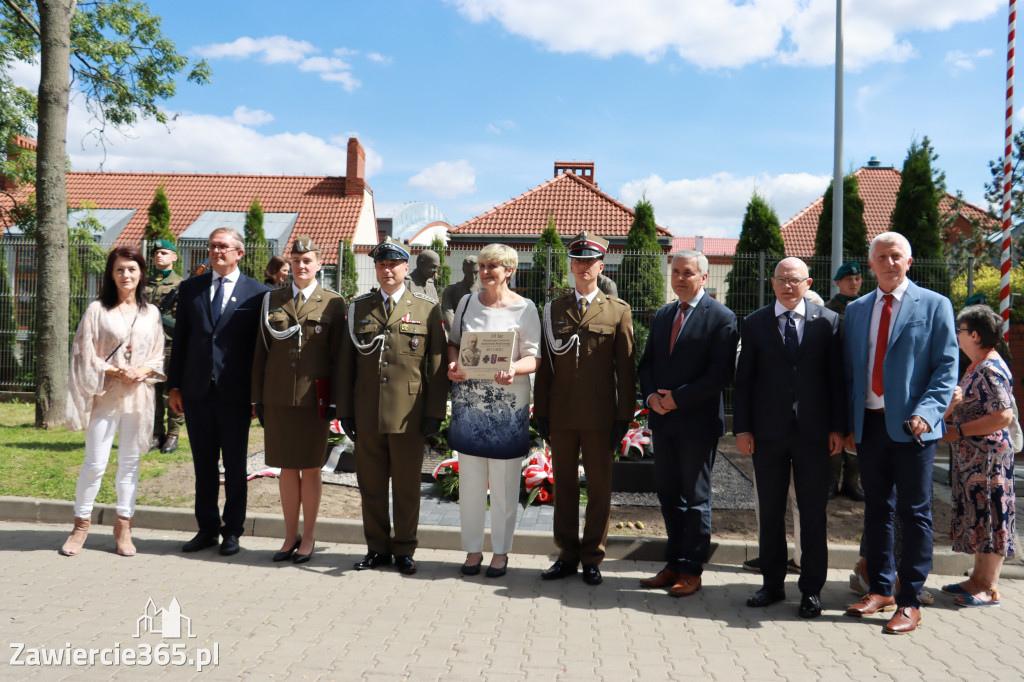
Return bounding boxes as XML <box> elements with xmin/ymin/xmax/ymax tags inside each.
<box><xmin>146</xmin><ymin>269</ymin><xmax>184</xmax><ymax>446</ymax></box>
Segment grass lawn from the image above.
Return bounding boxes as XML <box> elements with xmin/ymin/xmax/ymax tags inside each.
<box><xmin>0</xmin><ymin>401</ymin><xmax>193</xmax><ymax>503</ymax></box>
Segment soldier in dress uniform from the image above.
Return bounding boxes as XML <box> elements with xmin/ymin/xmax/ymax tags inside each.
<box><xmin>252</xmin><ymin>235</ymin><xmax>346</xmax><ymax>564</ymax></box>
<box><xmin>336</xmin><ymin>236</ymin><xmax>449</xmax><ymax>576</ymax></box>
<box><xmin>534</xmin><ymin>231</ymin><xmax>636</xmax><ymax>586</ymax></box>
<box><xmin>145</xmin><ymin>238</ymin><xmax>184</xmax><ymax>453</ymax></box>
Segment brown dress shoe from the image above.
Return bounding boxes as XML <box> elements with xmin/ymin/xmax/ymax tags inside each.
<box><xmin>669</xmin><ymin>574</ymin><xmax>702</xmax><ymax>597</ymax></box>
<box><xmin>883</xmin><ymin>606</ymin><xmax>921</xmax><ymax>634</ymax></box>
<box><xmin>640</xmin><ymin>568</ymin><xmax>680</xmax><ymax>589</ymax></box>
<box><xmin>845</xmin><ymin>593</ymin><xmax>896</xmax><ymax>617</ymax></box>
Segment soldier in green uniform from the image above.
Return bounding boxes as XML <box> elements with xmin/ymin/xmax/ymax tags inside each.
<box><xmin>336</xmin><ymin>236</ymin><xmax>448</xmax><ymax>576</ymax></box>
<box><xmin>535</xmin><ymin>231</ymin><xmax>636</xmax><ymax>586</ymax></box>
<box><xmin>145</xmin><ymin>238</ymin><xmax>184</xmax><ymax>453</ymax></box>
<box><xmin>825</xmin><ymin>261</ymin><xmax>863</xmax><ymax>500</ymax></box>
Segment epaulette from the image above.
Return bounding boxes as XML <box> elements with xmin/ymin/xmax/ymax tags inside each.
<box><xmin>606</xmin><ymin>296</ymin><xmax>630</xmax><ymax>308</ymax></box>
<box><xmin>321</xmin><ymin>286</ymin><xmax>341</xmax><ymax>296</ymax></box>
<box><xmin>413</xmin><ymin>291</ymin><xmax>438</xmax><ymax>304</ymax></box>
<box><xmin>354</xmin><ymin>292</ymin><xmax>376</xmax><ymax>302</ymax></box>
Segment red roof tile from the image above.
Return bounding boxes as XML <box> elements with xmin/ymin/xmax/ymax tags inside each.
<box><xmin>671</xmin><ymin>236</ymin><xmax>739</xmax><ymax>256</ymax></box>
<box><xmin>450</xmin><ymin>171</ymin><xmax>672</xmax><ymax>240</ymax></box>
<box><xmin>781</xmin><ymin>165</ymin><xmax>997</xmax><ymax>257</ymax></box>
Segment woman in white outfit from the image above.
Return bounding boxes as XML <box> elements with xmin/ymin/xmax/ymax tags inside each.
<box><xmin>447</xmin><ymin>244</ymin><xmax>541</xmax><ymax>577</ymax></box>
<box><xmin>62</xmin><ymin>246</ymin><xmax>165</xmax><ymax>557</ymax></box>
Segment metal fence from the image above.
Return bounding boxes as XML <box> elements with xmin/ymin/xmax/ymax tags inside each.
<box><xmin>0</xmin><ymin>235</ymin><xmax>1008</xmax><ymax>395</ymax></box>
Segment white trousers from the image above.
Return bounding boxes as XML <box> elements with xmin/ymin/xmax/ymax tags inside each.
<box><xmin>73</xmin><ymin>412</ymin><xmax>142</xmax><ymax>519</ymax></box>
<box><xmin>751</xmin><ymin>467</ymin><xmax>802</xmax><ymax>564</ymax></box>
<box><xmin>458</xmin><ymin>453</ymin><xmax>521</xmax><ymax>555</ymax></box>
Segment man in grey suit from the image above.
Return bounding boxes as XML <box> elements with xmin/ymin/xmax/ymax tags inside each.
<box><xmin>734</xmin><ymin>257</ymin><xmax>846</xmax><ymax>619</ymax></box>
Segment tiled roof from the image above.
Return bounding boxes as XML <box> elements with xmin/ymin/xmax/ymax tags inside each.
<box><xmin>1</xmin><ymin>145</ymin><xmax>369</xmax><ymax>266</ymax></box>
<box><xmin>451</xmin><ymin>171</ymin><xmax>672</xmax><ymax>240</ymax></box>
<box><xmin>671</xmin><ymin>236</ymin><xmax>739</xmax><ymax>256</ymax></box>
<box><xmin>781</xmin><ymin>165</ymin><xmax>997</xmax><ymax>256</ymax></box>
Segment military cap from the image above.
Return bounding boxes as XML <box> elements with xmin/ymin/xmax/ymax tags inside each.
<box><xmin>292</xmin><ymin>234</ymin><xmax>320</xmax><ymax>253</ymax></box>
<box><xmin>833</xmin><ymin>261</ymin><xmax>862</xmax><ymax>280</ymax></box>
<box><xmin>153</xmin><ymin>238</ymin><xmax>177</xmax><ymax>253</ymax></box>
<box><xmin>370</xmin><ymin>235</ymin><xmax>410</xmax><ymax>262</ymax></box>
<box><xmin>567</xmin><ymin>230</ymin><xmax>608</xmax><ymax>259</ymax></box>
<box><xmin>965</xmin><ymin>292</ymin><xmax>989</xmax><ymax>307</ymax></box>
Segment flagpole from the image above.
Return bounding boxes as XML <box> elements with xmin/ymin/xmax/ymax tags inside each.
<box><xmin>1001</xmin><ymin>0</ymin><xmax>1016</xmax><ymax>340</ymax></box>
<box><xmin>831</xmin><ymin>0</ymin><xmax>844</xmax><ymax>292</ymax></box>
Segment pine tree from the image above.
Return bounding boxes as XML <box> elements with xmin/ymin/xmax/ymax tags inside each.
<box><xmin>242</xmin><ymin>195</ymin><xmax>269</xmax><ymax>280</ymax></box>
<box><xmin>619</xmin><ymin>196</ymin><xmax>665</xmax><ymax>327</ymax></box>
<box><xmin>812</xmin><ymin>174</ymin><xmax>868</xmax><ymax>298</ymax></box>
<box><xmin>527</xmin><ymin>213</ymin><xmax>568</xmax><ymax>305</ymax></box>
<box><xmin>725</xmin><ymin>191</ymin><xmax>785</xmax><ymax>316</ymax></box>
<box><xmin>143</xmin><ymin>185</ymin><xmax>180</xmax><ymax>273</ymax></box>
<box><xmin>891</xmin><ymin>137</ymin><xmax>947</xmax><ymax>292</ymax></box>
<box><xmin>430</xmin><ymin>234</ymin><xmax>450</xmax><ymax>288</ymax></box>
<box><xmin>339</xmin><ymin>239</ymin><xmax>358</xmax><ymax>300</ymax></box>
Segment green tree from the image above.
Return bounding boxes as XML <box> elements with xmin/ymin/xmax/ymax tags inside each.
<box><xmin>725</xmin><ymin>191</ymin><xmax>784</xmax><ymax>316</ymax></box>
<box><xmin>983</xmin><ymin>129</ymin><xmax>1024</xmax><ymax>264</ymax></box>
<box><xmin>338</xmin><ymin>239</ymin><xmax>358</xmax><ymax>301</ymax></box>
<box><xmin>812</xmin><ymin>173</ymin><xmax>868</xmax><ymax>299</ymax></box>
<box><xmin>527</xmin><ymin>213</ymin><xmax>568</xmax><ymax>305</ymax></box>
<box><xmin>891</xmin><ymin>137</ymin><xmax>947</xmax><ymax>293</ymax></box>
<box><xmin>951</xmin><ymin>263</ymin><xmax>1024</xmax><ymax>323</ymax></box>
<box><xmin>143</xmin><ymin>183</ymin><xmax>180</xmax><ymax>273</ymax></box>
<box><xmin>241</xmin><ymin>195</ymin><xmax>269</xmax><ymax>279</ymax></box>
<box><xmin>1</xmin><ymin>0</ymin><xmax>210</xmax><ymax>427</ymax></box>
<box><xmin>430</xmin><ymin>234</ymin><xmax>450</xmax><ymax>288</ymax></box>
<box><xmin>619</xmin><ymin>195</ymin><xmax>664</xmax><ymax>326</ymax></box>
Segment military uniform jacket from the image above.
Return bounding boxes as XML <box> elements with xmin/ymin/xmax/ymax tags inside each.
<box><xmin>336</xmin><ymin>289</ymin><xmax>448</xmax><ymax>433</ymax></box>
<box><xmin>534</xmin><ymin>292</ymin><xmax>636</xmax><ymax>429</ymax></box>
<box><xmin>252</xmin><ymin>284</ymin><xmax>346</xmax><ymax>408</ymax></box>
<box><xmin>145</xmin><ymin>270</ymin><xmax>183</xmax><ymax>345</ymax></box>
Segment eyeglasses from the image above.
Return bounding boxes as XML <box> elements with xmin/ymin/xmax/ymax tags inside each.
<box><xmin>209</xmin><ymin>243</ymin><xmax>239</xmax><ymax>252</ymax></box>
<box><xmin>957</xmin><ymin>327</ymin><xmax>972</xmax><ymax>334</ymax></box>
<box><xmin>773</xmin><ymin>277</ymin><xmax>809</xmax><ymax>286</ymax></box>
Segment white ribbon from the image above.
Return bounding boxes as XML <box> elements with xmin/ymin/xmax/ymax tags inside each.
<box><xmin>542</xmin><ymin>300</ymin><xmax>580</xmax><ymax>368</ymax></box>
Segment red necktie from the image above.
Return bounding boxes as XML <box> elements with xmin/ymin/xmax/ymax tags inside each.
<box><xmin>871</xmin><ymin>294</ymin><xmax>894</xmax><ymax>397</ymax></box>
<box><xmin>669</xmin><ymin>304</ymin><xmax>686</xmax><ymax>354</ymax></box>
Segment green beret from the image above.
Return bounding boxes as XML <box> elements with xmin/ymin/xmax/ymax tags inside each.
<box><xmin>833</xmin><ymin>262</ymin><xmax>861</xmax><ymax>280</ymax></box>
<box><xmin>154</xmin><ymin>238</ymin><xmax>177</xmax><ymax>253</ymax></box>
<box><xmin>964</xmin><ymin>293</ymin><xmax>989</xmax><ymax>307</ymax></box>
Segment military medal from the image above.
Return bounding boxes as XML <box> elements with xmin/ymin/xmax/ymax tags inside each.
<box><xmin>315</xmin><ymin>324</ymin><xmax>323</xmax><ymax>334</ymax></box>
<box><xmin>410</xmin><ymin>337</ymin><xmax>420</xmax><ymax>350</ymax></box>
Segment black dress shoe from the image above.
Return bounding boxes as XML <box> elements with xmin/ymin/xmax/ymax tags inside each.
<box><xmin>461</xmin><ymin>558</ymin><xmax>483</xmax><ymax>576</ymax></box>
<box><xmin>395</xmin><ymin>555</ymin><xmax>417</xmax><ymax>575</ymax></box>
<box><xmin>747</xmin><ymin>586</ymin><xmax>786</xmax><ymax>607</ymax></box>
<box><xmin>293</xmin><ymin>542</ymin><xmax>314</xmax><ymax>565</ymax></box>
<box><xmin>842</xmin><ymin>484</ymin><xmax>865</xmax><ymax>502</ymax></box>
<box><xmin>540</xmin><ymin>560</ymin><xmax>578</xmax><ymax>580</ymax></box>
<box><xmin>354</xmin><ymin>551</ymin><xmax>392</xmax><ymax>570</ymax></box>
<box><xmin>582</xmin><ymin>564</ymin><xmax>603</xmax><ymax>586</ymax></box>
<box><xmin>486</xmin><ymin>556</ymin><xmax>508</xmax><ymax>578</ymax></box>
<box><xmin>160</xmin><ymin>434</ymin><xmax>179</xmax><ymax>453</ymax></box>
<box><xmin>182</xmin><ymin>532</ymin><xmax>218</xmax><ymax>553</ymax></box>
<box><xmin>273</xmin><ymin>537</ymin><xmax>301</xmax><ymax>562</ymax></box>
<box><xmin>219</xmin><ymin>535</ymin><xmax>241</xmax><ymax>556</ymax></box>
<box><xmin>799</xmin><ymin>592</ymin><xmax>823</xmax><ymax>619</ymax></box>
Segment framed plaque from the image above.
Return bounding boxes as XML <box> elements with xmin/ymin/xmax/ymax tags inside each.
<box><xmin>457</xmin><ymin>331</ymin><xmax>517</xmax><ymax>379</ymax></box>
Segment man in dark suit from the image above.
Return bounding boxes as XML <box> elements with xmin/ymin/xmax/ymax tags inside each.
<box><xmin>637</xmin><ymin>249</ymin><xmax>738</xmax><ymax>597</ymax></box>
<box><xmin>168</xmin><ymin>227</ymin><xmax>269</xmax><ymax>556</ymax></box>
<box><xmin>841</xmin><ymin>232</ymin><xmax>957</xmax><ymax>634</ymax></box>
<box><xmin>734</xmin><ymin>257</ymin><xmax>846</xmax><ymax>619</ymax></box>
<box><xmin>534</xmin><ymin>231</ymin><xmax>635</xmax><ymax>586</ymax></box>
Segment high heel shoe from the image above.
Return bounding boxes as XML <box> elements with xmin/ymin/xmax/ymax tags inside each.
<box><xmin>485</xmin><ymin>554</ymin><xmax>508</xmax><ymax>578</ymax></box>
<box><xmin>60</xmin><ymin>517</ymin><xmax>90</xmax><ymax>556</ymax></box>
<box><xmin>293</xmin><ymin>541</ymin><xmax>314</xmax><ymax>564</ymax></box>
<box><xmin>273</xmin><ymin>537</ymin><xmax>301</xmax><ymax>562</ymax></box>
<box><xmin>461</xmin><ymin>554</ymin><xmax>483</xmax><ymax>576</ymax></box>
<box><xmin>114</xmin><ymin>515</ymin><xmax>136</xmax><ymax>556</ymax></box>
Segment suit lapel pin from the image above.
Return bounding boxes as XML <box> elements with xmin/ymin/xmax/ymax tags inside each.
<box><xmin>230</xmin><ymin>297</ymin><xmax>236</xmax><ymax>302</ymax></box>
<box><xmin>315</xmin><ymin>324</ymin><xmax>323</xmax><ymax>334</ymax></box>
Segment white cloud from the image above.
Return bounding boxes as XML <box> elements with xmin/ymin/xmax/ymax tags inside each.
<box><xmin>231</xmin><ymin>105</ymin><xmax>274</xmax><ymax>126</ymax></box>
<box><xmin>944</xmin><ymin>48</ymin><xmax>994</xmax><ymax>74</ymax></box>
<box><xmin>366</xmin><ymin>52</ymin><xmax>393</xmax><ymax>64</ymax></box>
<box><xmin>9</xmin><ymin>58</ymin><xmax>39</xmax><ymax>89</ymax></box>
<box><xmin>407</xmin><ymin>160</ymin><xmax>477</xmax><ymax>199</ymax></box>
<box><xmin>618</xmin><ymin>171</ymin><xmax>831</xmax><ymax>239</ymax></box>
<box><xmin>196</xmin><ymin>35</ymin><xmax>362</xmax><ymax>91</ymax></box>
<box><xmin>448</xmin><ymin>0</ymin><xmax>1004</xmax><ymax>70</ymax></box>
<box><xmin>486</xmin><ymin>120</ymin><xmax>516</xmax><ymax>134</ymax></box>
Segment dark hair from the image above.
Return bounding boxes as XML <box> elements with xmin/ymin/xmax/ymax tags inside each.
<box><xmin>957</xmin><ymin>304</ymin><xmax>1003</xmax><ymax>350</ymax></box>
<box><xmin>264</xmin><ymin>255</ymin><xmax>288</xmax><ymax>284</ymax></box>
<box><xmin>99</xmin><ymin>246</ymin><xmax>148</xmax><ymax>310</ymax></box>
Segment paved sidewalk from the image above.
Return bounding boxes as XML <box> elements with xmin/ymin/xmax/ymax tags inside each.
<box><xmin>3</xmin><ymin>520</ymin><xmax>1022</xmax><ymax>681</ymax></box>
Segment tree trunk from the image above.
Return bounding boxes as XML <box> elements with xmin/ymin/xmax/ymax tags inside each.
<box><xmin>33</xmin><ymin>0</ymin><xmax>76</xmax><ymax>428</ymax></box>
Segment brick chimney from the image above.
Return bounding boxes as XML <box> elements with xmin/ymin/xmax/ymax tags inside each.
<box><xmin>1</xmin><ymin>135</ymin><xmax>37</xmax><ymax>191</ymax></box>
<box><xmin>345</xmin><ymin>137</ymin><xmax>365</xmax><ymax>196</ymax></box>
<box><xmin>554</xmin><ymin>161</ymin><xmax>596</xmax><ymax>188</ymax></box>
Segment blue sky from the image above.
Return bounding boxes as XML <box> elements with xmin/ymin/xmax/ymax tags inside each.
<box><xmin>9</xmin><ymin>0</ymin><xmax>1014</xmax><ymax>238</ymax></box>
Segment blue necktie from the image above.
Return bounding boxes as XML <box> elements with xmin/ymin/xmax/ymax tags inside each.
<box><xmin>784</xmin><ymin>311</ymin><xmax>799</xmax><ymax>362</ymax></box>
<box><xmin>212</xmin><ymin>276</ymin><xmax>225</xmax><ymax>324</ymax></box>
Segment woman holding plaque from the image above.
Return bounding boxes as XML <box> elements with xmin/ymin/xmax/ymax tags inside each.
<box><xmin>447</xmin><ymin>244</ymin><xmax>541</xmax><ymax>577</ymax></box>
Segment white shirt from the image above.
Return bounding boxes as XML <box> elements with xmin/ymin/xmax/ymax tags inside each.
<box><xmin>574</xmin><ymin>289</ymin><xmax>598</xmax><ymax>309</ymax></box>
<box><xmin>291</xmin><ymin>280</ymin><xmax>318</xmax><ymax>306</ymax></box>
<box><xmin>381</xmin><ymin>284</ymin><xmax>406</xmax><ymax>311</ymax></box>
<box><xmin>865</xmin><ymin>278</ymin><xmax>910</xmax><ymax>409</ymax></box>
<box><xmin>774</xmin><ymin>298</ymin><xmax>806</xmax><ymax>344</ymax></box>
<box><xmin>209</xmin><ymin>267</ymin><xmax>240</xmax><ymax>316</ymax></box>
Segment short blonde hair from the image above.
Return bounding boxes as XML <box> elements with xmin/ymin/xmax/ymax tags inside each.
<box><xmin>478</xmin><ymin>243</ymin><xmax>518</xmax><ymax>270</ymax></box>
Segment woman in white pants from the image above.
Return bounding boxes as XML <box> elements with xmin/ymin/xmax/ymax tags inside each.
<box><xmin>447</xmin><ymin>244</ymin><xmax>541</xmax><ymax>577</ymax></box>
<box><xmin>62</xmin><ymin>246</ymin><xmax>165</xmax><ymax>557</ymax></box>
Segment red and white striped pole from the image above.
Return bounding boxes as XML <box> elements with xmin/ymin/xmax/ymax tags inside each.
<box><xmin>1001</xmin><ymin>0</ymin><xmax>1016</xmax><ymax>340</ymax></box>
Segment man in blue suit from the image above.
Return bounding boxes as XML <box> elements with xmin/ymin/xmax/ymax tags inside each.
<box><xmin>168</xmin><ymin>227</ymin><xmax>269</xmax><ymax>556</ymax></box>
<box><xmin>842</xmin><ymin>232</ymin><xmax>957</xmax><ymax>634</ymax></box>
<box><xmin>734</xmin><ymin>257</ymin><xmax>846</xmax><ymax>619</ymax></box>
<box><xmin>638</xmin><ymin>250</ymin><xmax>738</xmax><ymax>597</ymax></box>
